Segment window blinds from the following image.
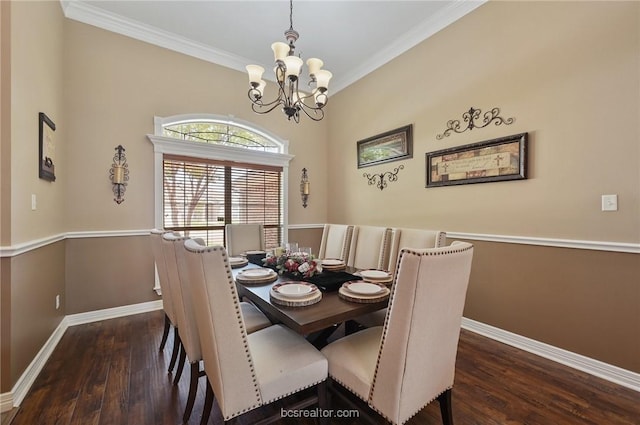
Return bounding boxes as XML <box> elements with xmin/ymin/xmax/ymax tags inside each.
<box><xmin>163</xmin><ymin>155</ymin><xmax>282</xmax><ymax>247</ymax></box>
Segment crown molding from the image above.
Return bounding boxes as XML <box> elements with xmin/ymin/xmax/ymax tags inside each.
<box><xmin>60</xmin><ymin>0</ymin><xmax>253</xmax><ymax>73</ymax></box>
<box><xmin>60</xmin><ymin>0</ymin><xmax>487</xmax><ymax>95</ymax></box>
<box><xmin>331</xmin><ymin>0</ymin><xmax>486</xmax><ymax>92</ymax></box>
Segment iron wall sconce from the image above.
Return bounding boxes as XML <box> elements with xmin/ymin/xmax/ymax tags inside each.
<box><xmin>300</xmin><ymin>168</ymin><xmax>310</xmax><ymax>208</ymax></box>
<box><xmin>436</xmin><ymin>106</ymin><xmax>515</xmax><ymax>140</ymax></box>
<box><xmin>109</xmin><ymin>145</ymin><xmax>129</xmax><ymax>204</ymax></box>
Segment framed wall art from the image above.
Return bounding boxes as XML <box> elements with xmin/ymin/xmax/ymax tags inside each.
<box><xmin>426</xmin><ymin>132</ymin><xmax>527</xmax><ymax>187</ymax></box>
<box><xmin>357</xmin><ymin>124</ymin><xmax>412</xmax><ymax>168</ymax></box>
<box><xmin>38</xmin><ymin>112</ymin><xmax>56</xmax><ymax>181</ymax></box>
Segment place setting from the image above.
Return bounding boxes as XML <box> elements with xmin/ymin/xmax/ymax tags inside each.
<box><xmin>235</xmin><ymin>267</ymin><xmax>278</xmax><ymax>285</ymax></box>
<box><xmin>270</xmin><ymin>281</ymin><xmax>322</xmax><ymax>307</ymax></box>
<box><xmin>228</xmin><ymin>256</ymin><xmax>249</xmax><ymax>269</ymax></box>
<box><xmin>320</xmin><ymin>258</ymin><xmax>346</xmax><ymax>272</ymax></box>
<box><xmin>356</xmin><ymin>269</ymin><xmax>393</xmax><ymax>285</ymax></box>
<box><xmin>338</xmin><ymin>280</ymin><xmax>390</xmax><ymax>303</ymax></box>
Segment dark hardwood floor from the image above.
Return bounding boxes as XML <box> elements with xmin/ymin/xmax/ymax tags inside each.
<box><xmin>4</xmin><ymin>310</ymin><xmax>639</xmax><ymax>425</ymax></box>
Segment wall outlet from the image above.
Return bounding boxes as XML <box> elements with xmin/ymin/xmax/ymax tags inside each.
<box><xmin>601</xmin><ymin>194</ymin><xmax>618</xmax><ymax>211</ymax></box>
<box><xmin>55</xmin><ymin>295</ymin><xmax>60</xmax><ymax>310</ymax></box>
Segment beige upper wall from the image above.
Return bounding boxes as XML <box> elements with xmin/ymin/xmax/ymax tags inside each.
<box><xmin>327</xmin><ymin>1</ymin><xmax>639</xmax><ymax>244</ymax></box>
<box><xmin>61</xmin><ymin>21</ymin><xmax>329</xmax><ymax>235</ymax></box>
<box><xmin>10</xmin><ymin>1</ymin><xmax>66</xmax><ymax>245</ymax></box>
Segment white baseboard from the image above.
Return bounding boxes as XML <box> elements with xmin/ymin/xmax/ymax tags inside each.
<box><xmin>461</xmin><ymin>317</ymin><xmax>640</xmax><ymax>392</ymax></box>
<box><xmin>65</xmin><ymin>300</ymin><xmax>163</xmax><ymax>326</ymax></box>
<box><xmin>0</xmin><ymin>300</ymin><xmax>164</xmax><ymax>413</ymax></box>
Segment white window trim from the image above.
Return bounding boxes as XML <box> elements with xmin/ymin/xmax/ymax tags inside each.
<box><xmin>147</xmin><ymin>113</ymin><xmax>294</xmax><ymax>233</ymax></box>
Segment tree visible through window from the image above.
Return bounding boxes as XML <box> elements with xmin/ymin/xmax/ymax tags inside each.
<box><xmin>159</xmin><ymin>118</ymin><xmax>285</xmax><ymax>248</ymax></box>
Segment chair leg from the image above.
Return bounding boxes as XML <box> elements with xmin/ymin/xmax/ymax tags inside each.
<box><xmin>173</xmin><ymin>343</ymin><xmax>187</xmax><ymax>385</ymax></box>
<box><xmin>200</xmin><ymin>378</ymin><xmax>214</xmax><ymax>425</ymax></box>
<box><xmin>437</xmin><ymin>389</ymin><xmax>454</xmax><ymax>425</ymax></box>
<box><xmin>159</xmin><ymin>314</ymin><xmax>170</xmax><ymax>351</ymax></box>
<box><xmin>183</xmin><ymin>362</ymin><xmax>201</xmax><ymax>423</ymax></box>
<box><xmin>317</xmin><ymin>380</ymin><xmax>329</xmax><ymax>425</ymax></box>
<box><xmin>168</xmin><ymin>328</ymin><xmax>181</xmax><ymax>373</ymax></box>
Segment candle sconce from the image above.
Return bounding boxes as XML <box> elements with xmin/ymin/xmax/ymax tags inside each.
<box><xmin>300</xmin><ymin>168</ymin><xmax>310</xmax><ymax>208</ymax></box>
<box><xmin>109</xmin><ymin>145</ymin><xmax>129</xmax><ymax>204</ymax></box>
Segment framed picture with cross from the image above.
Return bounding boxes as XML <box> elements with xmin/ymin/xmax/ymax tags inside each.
<box><xmin>426</xmin><ymin>133</ymin><xmax>528</xmax><ymax>188</ymax></box>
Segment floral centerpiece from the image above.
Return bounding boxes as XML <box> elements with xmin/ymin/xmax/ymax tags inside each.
<box><xmin>263</xmin><ymin>252</ymin><xmax>319</xmax><ymax>279</ymax></box>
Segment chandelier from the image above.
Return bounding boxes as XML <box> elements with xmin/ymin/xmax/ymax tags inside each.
<box><xmin>245</xmin><ymin>0</ymin><xmax>332</xmax><ymax>123</ymax></box>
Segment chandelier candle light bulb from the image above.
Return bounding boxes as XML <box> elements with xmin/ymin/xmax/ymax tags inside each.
<box><xmin>245</xmin><ymin>0</ymin><xmax>332</xmax><ymax>122</ymax></box>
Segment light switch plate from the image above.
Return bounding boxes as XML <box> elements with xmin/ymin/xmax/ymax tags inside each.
<box><xmin>601</xmin><ymin>194</ymin><xmax>618</xmax><ymax>211</ymax></box>
<box><xmin>31</xmin><ymin>194</ymin><xmax>37</xmax><ymax>210</ymax></box>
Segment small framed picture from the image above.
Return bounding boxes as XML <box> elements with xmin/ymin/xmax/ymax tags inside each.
<box><xmin>39</xmin><ymin>112</ymin><xmax>56</xmax><ymax>181</ymax></box>
<box><xmin>357</xmin><ymin>124</ymin><xmax>413</xmax><ymax>168</ymax></box>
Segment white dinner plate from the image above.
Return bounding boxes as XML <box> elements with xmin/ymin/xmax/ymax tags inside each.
<box><xmin>245</xmin><ymin>250</ymin><xmax>266</xmax><ymax>255</ymax></box>
<box><xmin>322</xmin><ymin>259</ymin><xmax>344</xmax><ymax>266</ymax></box>
<box><xmin>239</xmin><ymin>269</ymin><xmax>274</xmax><ymax>279</ymax></box>
<box><xmin>360</xmin><ymin>270</ymin><xmax>390</xmax><ymax>280</ymax></box>
<box><xmin>275</xmin><ymin>283</ymin><xmax>314</xmax><ymax>298</ymax></box>
<box><xmin>229</xmin><ymin>256</ymin><xmax>247</xmax><ymax>264</ymax></box>
<box><xmin>345</xmin><ymin>282</ymin><xmax>385</xmax><ymax>295</ymax></box>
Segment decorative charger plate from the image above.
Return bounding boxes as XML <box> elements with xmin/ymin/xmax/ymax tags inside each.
<box><xmin>270</xmin><ymin>283</ymin><xmax>321</xmax><ymax>307</ymax></box>
<box><xmin>338</xmin><ymin>281</ymin><xmax>390</xmax><ymax>303</ymax></box>
<box><xmin>236</xmin><ymin>268</ymin><xmax>278</xmax><ymax>285</ymax></box>
<box><xmin>273</xmin><ymin>282</ymin><xmax>317</xmax><ymax>298</ymax></box>
<box><xmin>322</xmin><ymin>259</ymin><xmax>345</xmax><ymax>266</ymax></box>
<box><xmin>229</xmin><ymin>256</ymin><xmax>249</xmax><ymax>268</ymax></box>
<box><xmin>359</xmin><ymin>269</ymin><xmax>390</xmax><ymax>280</ymax></box>
<box><xmin>344</xmin><ymin>281</ymin><xmax>385</xmax><ymax>295</ymax></box>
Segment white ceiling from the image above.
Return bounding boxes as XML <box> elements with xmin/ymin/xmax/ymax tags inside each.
<box><xmin>60</xmin><ymin>0</ymin><xmax>485</xmax><ymax>93</ymax></box>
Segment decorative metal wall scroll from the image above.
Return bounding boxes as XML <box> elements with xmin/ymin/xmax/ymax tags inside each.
<box><xmin>109</xmin><ymin>145</ymin><xmax>129</xmax><ymax>204</ymax></box>
<box><xmin>436</xmin><ymin>107</ymin><xmax>514</xmax><ymax>140</ymax></box>
<box><xmin>363</xmin><ymin>165</ymin><xmax>404</xmax><ymax>191</ymax></box>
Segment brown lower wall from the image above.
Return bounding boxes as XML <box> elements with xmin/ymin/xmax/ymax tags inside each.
<box><xmin>456</xmin><ymin>239</ymin><xmax>640</xmax><ymax>373</ymax></box>
<box><xmin>65</xmin><ymin>235</ymin><xmax>158</xmax><ymax>314</ymax></box>
<box><xmin>3</xmin><ymin>231</ymin><xmax>638</xmax><ymax>393</ymax></box>
<box><xmin>8</xmin><ymin>241</ymin><xmax>65</xmax><ymax>391</ymax></box>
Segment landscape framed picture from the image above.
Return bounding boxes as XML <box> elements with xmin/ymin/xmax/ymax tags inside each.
<box><xmin>426</xmin><ymin>132</ymin><xmax>528</xmax><ymax>187</ymax></box>
<box><xmin>357</xmin><ymin>124</ymin><xmax>413</xmax><ymax>168</ymax></box>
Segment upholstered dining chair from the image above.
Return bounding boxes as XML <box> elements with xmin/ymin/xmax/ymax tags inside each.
<box><xmin>183</xmin><ymin>240</ymin><xmax>328</xmax><ymax>425</ymax></box>
<box><xmin>346</xmin><ymin>225</ymin><xmax>394</xmax><ymax>271</ymax></box>
<box><xmin>149</xmin><ymin>229</ymin><xmax>181</xmax><ymax>373</ymax></box>
<box><xmin>317</xmin><ymin>224</ymin><xmax>354</xmax><ymax>261</ymax></box>
<box><xmin>355</xmin><ymin>228</ymin><xmax>448</xmax><ymax>329</ymax></box>
<box><xmin>163</xmin><ymin>233</ymin><xmax>272</xmax><ymax>423</ymax></box>
<box><xmin>225</xmin><ymin>223</ymin><xmax>265</xmax><ymax>256</ymax></box>
<box><xmin>321</xmin><ymin>242</ymin><xmax>474</xmax><ymax>425</ymax></box>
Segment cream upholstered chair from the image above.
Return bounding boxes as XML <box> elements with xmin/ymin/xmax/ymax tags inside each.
<box><xmin>346</xmin><ymin>225</ymin><xmax>394</xmax><ymax>271</ymax></box>
<box><xmin>149</xmin><ymin>229</ymin><xmax>181</xmax><ymax>373</ymax></box>
<box><xmin>183</xmin><ymin>240</ymin><xmax>328</xmax><ymax>425</ymax></box>
<box><xmin>163</xmin><ymin>234</ymin><xmax>272</xmax><ymax>423</ymax></box>
<box><xmin>317</xmin><ymin>224</ymin><xmax>354</xmax><ymax>261</ymax></box>
<box><xmin>355</xmin><ymin>228</ymin><xmax>448</xmax><ymax>328</ymax></box>
<box><xmin>321</xmin><ymin>242</ymin><xmax>474</xmax><ymax>425</ymax></box>
<box><xmin>225</xmin><ymin>223</ymin><xmax>265</xmax><ymax>256</ymax></box>
<box><xmin>388</xmin><ymin>228</ymin><xmax>447</xmax><ymax>274</ymax></box>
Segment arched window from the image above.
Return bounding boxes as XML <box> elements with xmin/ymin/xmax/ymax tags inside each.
<box><xmin>147</xmin><ymin>114</ymin><xmax>293</xmax><ymax>247</ymax></box>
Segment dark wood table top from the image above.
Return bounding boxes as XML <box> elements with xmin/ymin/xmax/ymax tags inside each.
<box><xmin>234</xmin><ymin>264</ymin><xmax>389</xmax><ymax>335</ymax></box>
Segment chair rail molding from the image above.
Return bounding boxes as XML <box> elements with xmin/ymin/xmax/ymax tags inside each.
<box><xmin>1</xmin><ymin>229</ymin><xmax>638</xmax><ymax>258</ymax></box>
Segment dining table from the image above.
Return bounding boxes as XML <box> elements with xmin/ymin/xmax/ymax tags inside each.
<box><xmin>233</xmin><ymin>262</ymin><xmax>390</xmax><ymax>340</ymax></box>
